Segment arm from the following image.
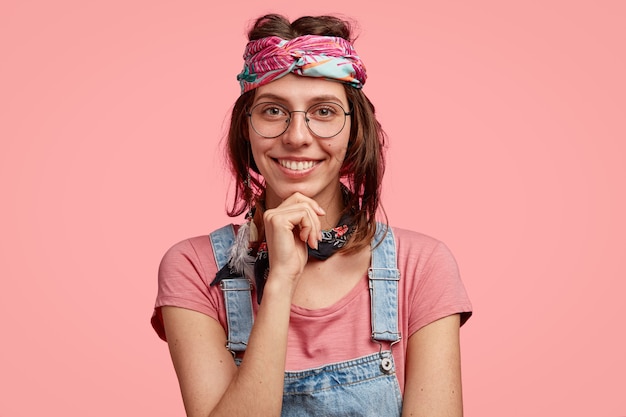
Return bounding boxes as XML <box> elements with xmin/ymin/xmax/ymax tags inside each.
<box><xmin>162</xmin><ymin>193</ymin><xmax>325</xmax><ymax>417</ymax></box>
<box><xmin>162</xmin><ymin>306</ymin><xmax>236</xmax><ymax>416</ymax></box>
<box><xmin>162</xmin><ymin>279</ymin><xmax>293</xmax><ymax>417</ymax></box>
<box><xmin>402</xmin><ymin>314</ymin><xmax>464</xmax><ymax>417</ymax></box>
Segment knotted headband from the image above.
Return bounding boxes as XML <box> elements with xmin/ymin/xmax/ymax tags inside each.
<box><xmin>236</xmin><ymin>35</ymin><xmax>367</xmax><ymax>94</ymax></box>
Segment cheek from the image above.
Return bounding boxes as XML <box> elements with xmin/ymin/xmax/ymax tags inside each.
<box><xmin>248</xmin><ymin>134</ymin><xmax>266</xmax><ymax>155</ymax></box>
<box><xmin>328</xmin><ymin>142</ymin><xmax>349</xmax><ymax>162</ymax></box>
<box><xmin>248</xmin><ymin>140</ymin><xmax>267</xmax><ymax>172</ymax></box>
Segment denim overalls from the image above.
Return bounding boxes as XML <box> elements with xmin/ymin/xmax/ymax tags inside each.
<box><xmin>210</xmin><ymin>223</ymin><xmax>403</xmax><ymax>416</ymax></box>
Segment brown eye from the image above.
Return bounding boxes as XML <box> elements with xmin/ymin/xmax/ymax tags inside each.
<box><xmin>308</xmin><ymin>103</ymin><xmax>341</xmax><ymax>121</ymax></box>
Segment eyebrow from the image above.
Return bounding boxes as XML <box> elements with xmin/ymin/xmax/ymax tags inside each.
<box><xmin>254</xmin><ymin>93</ymin><xmax>346</xmax><ymax>106</ymax></box>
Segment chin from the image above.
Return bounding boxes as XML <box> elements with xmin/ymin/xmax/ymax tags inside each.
<box><xmin>265</xmin><ymin>185</ymin><xmax>319</xmax><ymax>204</ymax></box>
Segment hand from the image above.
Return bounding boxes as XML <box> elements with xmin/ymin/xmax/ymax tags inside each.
<box><xmin>262</xmin><ymin>193</ymin><xmax>326</xmax><ymax>285</ymax></box>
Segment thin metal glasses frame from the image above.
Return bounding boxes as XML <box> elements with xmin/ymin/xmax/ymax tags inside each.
<box><xmin>247</xmin><ymin>101</ymin><xmax>351</xmax><ymax>139</ymax></box>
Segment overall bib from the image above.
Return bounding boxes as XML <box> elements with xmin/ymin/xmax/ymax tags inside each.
<box><xmin>209</xmin><ymin>224</ymin><xmax>403</xmax><ymax>416</ymax></box>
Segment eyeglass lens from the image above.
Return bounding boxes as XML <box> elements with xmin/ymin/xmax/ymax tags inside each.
<box><xmin>249</xmin><ymin>102</ymin><xmax>348</xmax><ymax>138</ymax></box>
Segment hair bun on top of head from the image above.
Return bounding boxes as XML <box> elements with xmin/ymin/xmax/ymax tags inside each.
<box><xmin>236</xmin><ymin>34</ymin><xmax>367</xmax><ymax>94</ymax></box>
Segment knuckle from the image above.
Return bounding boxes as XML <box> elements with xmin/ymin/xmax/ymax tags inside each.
<box><xmin>263</xmin><ymin>210</ymin><xmax>277</xmax><ymax>224</ymax></box>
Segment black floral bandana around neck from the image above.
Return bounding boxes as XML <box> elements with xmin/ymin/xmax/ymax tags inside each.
<box><xmin>211</xmin><ymin>211</ymin><xmax>355</xmax><ymax>304</ymax></box>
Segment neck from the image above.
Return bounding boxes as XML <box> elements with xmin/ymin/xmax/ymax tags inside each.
<box><xmin>319</xmin><ymin>188</ymin><xmax>346</xmax><ymax>230</ymax></box>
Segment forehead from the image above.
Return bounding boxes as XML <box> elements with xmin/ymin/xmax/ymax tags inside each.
<box><xmin>253</xmin><ymin>73</ymin><xmax>348</xmax><ymax>106</ymax></box>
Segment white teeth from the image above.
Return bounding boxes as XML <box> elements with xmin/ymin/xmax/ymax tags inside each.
<box><xmin>279</xmin><ymin>160</ymin><xmax>316</xmax><ymax>171</ymax></box>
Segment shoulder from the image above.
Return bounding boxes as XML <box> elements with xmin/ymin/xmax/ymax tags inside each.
<box><xmin>389</xmin><ymin>225</ymin><xmax>440</xmax><ymax>245</ymax></box>
<box><xmin>159</xmin><ymin>224</ymin><xmax>240</xmax><ymax>277</ymax></box>
<box><xmin>160</xmin><ymin>235</ymin><xmax>213</xmax><ymax>267</ymax></box>
<box><xmin>162</xmin><ymin>224</ymin><xmax>240</xmax><ymax>258</ymax></box>
<box><xmin>164</xmin><ymin>234</ymin><xmax>213</xmax><ymax>254</ymax></box>
<box><xmin>387</xmin><ymin>224</ymin><xmax>462</xmax><ymax>291</ymax></box>
<box><xmin>387</xmin><ymin>225</ymin><xmax>472</xmax><ymax>329</ymax></box>
<box><xmin>153</xmin><ymin>227</ymin><xmax>239</xmax><ymax>341</ymax></box>
<box><xmin>388</xmin><ymin>225</ymin><xmax>453</xmax><ymax>262</ymax></box>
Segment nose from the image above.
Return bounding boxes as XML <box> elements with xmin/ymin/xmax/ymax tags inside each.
<box><xmin>282</xmin><ymin>111</ymin><xmax>312</xmax><ymax>146</ymax></box>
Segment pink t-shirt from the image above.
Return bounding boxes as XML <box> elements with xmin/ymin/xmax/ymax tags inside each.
<box><xmin>151</xmin><ymin>226</ymin><xmax>472</xmax><ymax>393</ymax></box>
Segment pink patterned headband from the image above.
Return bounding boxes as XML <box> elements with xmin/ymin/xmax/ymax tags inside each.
<box><xmin>236</xmin><ymin>35</ymin><xmax>367</xmax><ymax>94</ymax></box>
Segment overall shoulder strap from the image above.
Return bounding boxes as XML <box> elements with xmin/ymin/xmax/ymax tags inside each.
<box><xmin>210</xmin><ymin>224</ymin><xmax>236</xmax><ymax>269</ymax></box>
<box><xmin>368</xmin><ymin>223</ymin><xmax>401</xmax><ymax>344</ymax></box>
<box><xmin>209</xmin><ymin>225</ymin><xmax>254</xmax><ymax>354</ymax></box>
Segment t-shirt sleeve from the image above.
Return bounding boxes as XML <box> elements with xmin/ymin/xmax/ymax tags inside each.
<box><xmin>407</xmin><ymin>239</ymin><xmax>473</xmax><ymax>337</ymax></box>
<box><xmin>150</xmin><ymin>236</ymin><xmax>221</xmax><ymax>341</ymax></box>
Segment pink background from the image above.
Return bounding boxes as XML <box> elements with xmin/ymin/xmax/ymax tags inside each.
<box><xmin>1</xmin><ymin>0</ymin><xmax>624</xmax><ymax>415</ymax></box>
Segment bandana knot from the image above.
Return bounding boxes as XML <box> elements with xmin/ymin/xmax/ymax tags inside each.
<box><xmin>211</xmin><ymin>210</ymin><xmax>356</xmax><ymax>304</ymax></box>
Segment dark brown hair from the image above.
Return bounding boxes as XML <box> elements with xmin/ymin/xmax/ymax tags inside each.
<box><xmin>225</xmin><ymin>14</ymin><xmax>387</xmax><ymax>252</ymax></box>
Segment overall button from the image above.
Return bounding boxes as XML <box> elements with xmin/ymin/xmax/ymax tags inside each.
<box><xmin>380</xmin><ymin>357</ymin><xmax>393</xmax><ymax>374</ymax></box>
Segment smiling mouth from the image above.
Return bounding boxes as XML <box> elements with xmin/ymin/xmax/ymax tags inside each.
<box><xmin>278</xmin><ymin>159</ymin><xmax>319</xmax><ymax>171</ymax></box>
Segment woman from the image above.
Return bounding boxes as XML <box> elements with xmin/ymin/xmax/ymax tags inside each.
<box><xmin>151</xmin><ymin>13</ymin><xmax>472</xmax><ymax>417</ymax></box>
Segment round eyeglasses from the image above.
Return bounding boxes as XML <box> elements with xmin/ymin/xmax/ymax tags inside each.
<box><xmin>247</xmin><ymin>101</ymin><xmax>351</xmax><ymax>139</ymax></box>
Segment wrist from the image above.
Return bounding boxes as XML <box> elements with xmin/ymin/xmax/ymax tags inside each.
<box><xmin>262</xmin><ymin>272</ymin><xmax>299</xmax><ymax>300</ymax></box>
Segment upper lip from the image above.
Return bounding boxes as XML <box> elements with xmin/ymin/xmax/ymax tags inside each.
<box><xmin>274</xmin><ymin>157</ymin><xmax>322</xmax><ymax>164</ymax></box>
<box><xmin>274</xmin><ymin>157</ymin><xmax>320</xmax><ymax>162</ymax></box>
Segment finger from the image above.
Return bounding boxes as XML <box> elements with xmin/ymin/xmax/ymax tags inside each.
<box><xmin>299</xmin><ymin>203</ymin><xmax>322</xmax><ymax>249</ymax></box>
<box><xmin>282</xmin><ymin>192</ymin><xmax>326</xmax><ymax>217</ymax></box>
<box><xmin>297</xmin><ymin>212</ymin><xmax>318</xmax><ymax>250</ymax></box>
<box><xmin>266</xmin><ymin>204</ymin><xmax>320</xmax><ymax>250</ymax></box>
<box><xmin>281</xmin><ymin>205</ymin><xmax>318</xmax><ymax>249</ymax></box>
<box><xmin>280</xmin><ymin>194</ymin><xmax>324</xmax><ymax>245</ymax></box>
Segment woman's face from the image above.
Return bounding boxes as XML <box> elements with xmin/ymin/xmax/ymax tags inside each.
<box><xmin>248</xmin><ymin>73</ymin><xmax>351</xmax><ymax>210</ymax></box>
